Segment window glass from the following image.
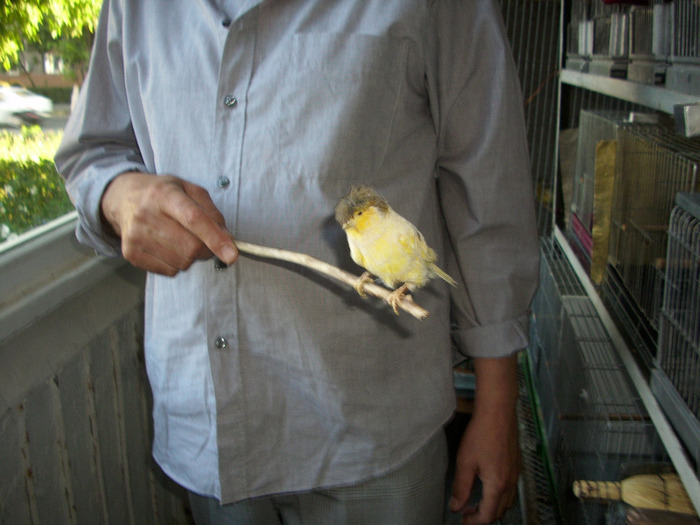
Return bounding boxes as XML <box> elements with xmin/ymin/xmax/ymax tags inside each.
<box><xmin>0</xmin><ymin>0</ymin><xmax>99</xmax><ymax>246</ymax></box>
<box><xmin>1</xmin><ymin>122</ymin><xmax>71</xmax><ymax>244</ymax></box>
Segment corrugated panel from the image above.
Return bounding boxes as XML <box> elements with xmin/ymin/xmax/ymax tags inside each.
<box><xmin>0</xmin><ymin>270</ymin><xmax>190</xmax><ymax>525</ymax></box>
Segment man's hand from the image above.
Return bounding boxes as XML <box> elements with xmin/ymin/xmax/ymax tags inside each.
<box><xmin>101</xmin><ymin>171</ymin><xmax>238</xmax><ymax>276</ymax></box>
<box><xmin>449</xmin><ymin>355</ymin><xmax>521</xmax><ymax>524</ymax></box>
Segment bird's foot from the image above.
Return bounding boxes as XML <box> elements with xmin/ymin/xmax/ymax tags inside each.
<box><xmin>387</xmin><ymin>284</ymin><xmax>411</xmax><ymax>314</ymax></box>
<box><xmin>354</xmin><ymin>272</ymin><xmax>374</xmax><ymax>297</ymax></box>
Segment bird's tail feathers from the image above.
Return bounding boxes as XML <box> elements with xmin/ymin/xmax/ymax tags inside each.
<box><xmin>430</xmin><ymin>264</ymin><xmax>457</xmax><ymax>287</ymax></box>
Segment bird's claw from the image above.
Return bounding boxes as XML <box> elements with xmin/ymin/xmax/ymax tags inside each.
<box><xmin>387</xmin><ymin>284</ymin><xmax>410</xmax><ymax>315</ymax></box>
<box><xmin>354</xmin><ymin>272</ymin><xmax>374</xmax><ymax>297</ymax></box>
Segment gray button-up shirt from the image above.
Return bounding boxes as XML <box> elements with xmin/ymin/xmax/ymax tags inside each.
<box><xmin>56</xmin><ymin>0</ymin><xmax>539</xmax><ymax>504</ymax></box>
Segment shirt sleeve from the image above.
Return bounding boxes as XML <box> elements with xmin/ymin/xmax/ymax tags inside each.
<box><xmin>425</xmin><ymin>0</ymin><xmax>540</xmax><ymax>359</ymax></box>
<box><xmin>54</xmin><ymin>0</ymin><xmax>147</xmax><ymax>257</ymax></box>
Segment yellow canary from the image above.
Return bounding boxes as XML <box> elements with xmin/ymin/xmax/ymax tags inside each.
<box><xmin>335</xmin><ymin>185</ymin><xmax>456</xmax><ymax>313</ymax></box>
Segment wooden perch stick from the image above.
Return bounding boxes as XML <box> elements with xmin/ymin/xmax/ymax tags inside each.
<box><xmin>235</xmin><ymin>240</ymin><xmax>429</xmax><ymax>320</ymax></box>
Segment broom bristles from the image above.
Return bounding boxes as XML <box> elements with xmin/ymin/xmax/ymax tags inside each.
<box><xmin>573</xmin><ymin>473</ymin><xmax>698</xmax><ymax>516</ymax></box>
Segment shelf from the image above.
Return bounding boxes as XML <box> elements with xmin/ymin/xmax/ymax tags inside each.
<box><xmin>560</xmin><ymin>69</ymin><xmax>699</xmax><ymax>115</ymax></box>
<box><xmin>553</xmin><ymin>226</ymin><xmax>700</xmax><ymax>514</ymax></box>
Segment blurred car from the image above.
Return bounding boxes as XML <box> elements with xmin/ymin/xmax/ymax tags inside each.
<box><xmin>0</xmin><ymin>84</ymin><xmax>53</xmax><ymax>127</ymax></box>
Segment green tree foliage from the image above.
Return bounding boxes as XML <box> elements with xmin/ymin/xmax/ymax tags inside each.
<box><xmin>0</xmin><ymin>126</ymin><xmax>72</xmax><ymax>242</ymax></box>
<box><xmin>0</xmin><ymin>0</ymin><xmax>101</xmax><ymax>70</ymax></box>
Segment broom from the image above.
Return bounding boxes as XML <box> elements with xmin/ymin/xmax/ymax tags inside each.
<box><xmin>573</xmin><ymin>473</ymin><xmax>698</xmax><ymax>516</ymax></box>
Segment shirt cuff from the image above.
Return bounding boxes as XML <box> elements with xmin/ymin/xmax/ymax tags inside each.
<box><xmin>452</xmin><ymin>314</ymin><xmax>530</xmax><ymax>358</ymax></box>
<box><xmin>70</xmin><ymin>162</ymin><xmax>146</xmax><ymax>258</ymax></box>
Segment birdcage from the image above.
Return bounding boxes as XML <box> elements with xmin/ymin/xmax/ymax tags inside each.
<box><xmin>607</xmin><ymin>124</ymin><xmax>700</xmax><ymax>333</ymax></box>
<box><xmin>666</xmin><ymin>0</ymin><xmax>700</xmax><ymax>95</ymax></box>
<box><xmin>629</xmin><ymin>6</ymin><xmax>654</xmax><ymax>59</ymax></box>
<box><xmin>568</xmin><ymin>0</ymin><xmax>589</xmax><ymax>51</ymax></box>
<box><xmin>652</xmin><ymin>192</ymin><xmax>700</xmax><ymax>470</ymax></box>
<box><xmin>672</xmin><ymin>0</ymin><xmax>700</xmax><ymax>64</ymax></box>
<box><xmin>530</xmin><ymin>240</ymin><xmax>587</xmax><ymax>457</ymax></box>
<box><xmin>530</xmin><ymin>239</ymin><xmax>668</xmax><ymax>524</ymax></box>
<box><xmin>627</xmin><ymin>3</ymin><xmax>671</xmax><ymax>84</ymax></box>
<box><xmin>565</xmin><ymin>0</ymin><xmax>595</xmax><ymax>71</ymax></box>
<box><xmin>566</xmin><ymin>17</ymin><xmax>593</xmax><ymax>72</ymax></box>
<box><xmin>568</xmin><ymin>110</ymin><xmax>657</xmax><ymax>284</ymax></box>
<box><xmin>553</xmin><ymin>296</ymin><xmax>666</xmax><ymax>524</ymax></box>
<box><xmin>569</xmin><ymin>111</ymin><xmax>621</xmax><ymax>268</ymax></box>
<box><xmin>589</xmin><ymin>9</ymin><xmax>629</xmax><ymax>78</ymax></box>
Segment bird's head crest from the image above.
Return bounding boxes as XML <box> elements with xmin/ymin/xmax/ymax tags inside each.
<box><xmin>335</xmin><ymin>185</ymin><xmax>389</xmax><ymax>226</ymax></box>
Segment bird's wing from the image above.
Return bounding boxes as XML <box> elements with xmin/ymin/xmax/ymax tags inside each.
<box><xmin>398</xmin><ymin>224</ymin><xmax>436</xmax><ymax>264</ymax></box>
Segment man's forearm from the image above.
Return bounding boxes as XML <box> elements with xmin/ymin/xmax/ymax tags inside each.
<box><xmin>472</xmin><ymin>354</ymin><xmax>519</xmax><ymax>416</ymax></box>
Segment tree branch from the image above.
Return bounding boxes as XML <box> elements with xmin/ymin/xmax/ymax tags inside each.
<box><xmin>235</xmin><ymin>240</ymin><xmax>429</xmax><ymax>320</ymax></box>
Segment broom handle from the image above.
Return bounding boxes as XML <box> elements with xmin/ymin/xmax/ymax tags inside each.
<box><xmin>234</xmin><ymin>240</ymin><xmax>430</xmax><ymax>320</ymax></box>
<box><xmin>573</xmin><ymin>480</ymin><xmax>623</xmax><ymax>501</ymax></box>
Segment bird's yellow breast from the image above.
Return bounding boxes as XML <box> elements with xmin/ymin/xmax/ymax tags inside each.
<box><xmin>344</xmin><ymin>206</ymin><xmax>433</xmax><ymax>289</ymax></box>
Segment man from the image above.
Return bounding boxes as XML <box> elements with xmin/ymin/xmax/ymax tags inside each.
<box><xmin>56</xmin><ymin>1</ymin><xmax>539</xmax><ymax>524</ymax></box>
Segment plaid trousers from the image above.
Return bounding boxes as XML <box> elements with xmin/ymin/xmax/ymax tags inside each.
<box><xmin>188</xmin><ymin>430</ymin><xmax>448</xmax><ymax>525</ymax></box>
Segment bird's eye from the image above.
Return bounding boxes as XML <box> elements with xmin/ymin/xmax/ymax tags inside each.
<box><xmin>357</xmin><ymin>211</ymin><xmax>363</xmax><ymax>216</ymax></box>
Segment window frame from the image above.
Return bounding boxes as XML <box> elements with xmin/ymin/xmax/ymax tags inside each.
<box><xmin>0</xmin><ymin>211</ymin><xmax>126</xmax><ymax>343</ymax></box>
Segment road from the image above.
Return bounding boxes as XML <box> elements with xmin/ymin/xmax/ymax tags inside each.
<box><xmin>41</xmin><ymin>113</ymin><xmax>69</xmax><ymax>131</ymax></box>
<box><xmin>42</xmin><ymin>104</ymin><xmax>70</xmax><ymax>131</ymax></box>
<box><xmin>0</xmin><ymin>104</ymin><xmax>70</xmax><ymax>132</ymax></box>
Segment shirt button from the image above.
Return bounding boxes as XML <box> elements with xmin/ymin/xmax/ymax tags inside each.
<box><xmin>214</xmin><ymin>337</ymin><xmax>228</xmax><ymax>349</ymax></box>
<box><xmin>224</xmin><ymin>95</ymin><xmax>238</xmax><ymax>108</ymax></box>
<box><xmin>217</xmin><ymin>175</ymin><xmax>230</xmax><ymax>188</ymax></box>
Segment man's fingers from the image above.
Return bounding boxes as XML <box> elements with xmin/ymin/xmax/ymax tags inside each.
<box><xmin>462</xmin><ymin>488</ymin><xmax>497</xmax><ymax>525</ymax></box>
<box><xmin>121</xmin><ymin>217</ymin><xmax>209</xmax><ymax>274</ymax></box>
<box><xmin>181</xmin><ymin>180</ymin><xmax>227</xmax><ymax>226</ymax></box>
<box><xmin>122</xmin><ymin>235</ymin><xmax>190</xmax><ymax>276</ymax></box>
<box><xmin>126</xmin><ymin>248</ymin><xmax>181</xmax><ymax>277</ymax></box>
<box><xmin>101</xmin><ymin>171</ymin><xmax>238</xmax><ymax>275</ymax></box>
<box><xmin>450</xmin><ymin>477</ymin><xmax>476</xmax><ymax>514</ymax></box>
<box><xmin>152</xmin><ymin>214</ymin><xmax>217</xmax><ymax>262</ymax></box>
<box><xmin>161</xmin><ymin>182</ymin><xmax>238</xmax><ymax>265</ymax></box>
<box><xmin>460</xmin><ymin>479</ymin><xmax>517</xmax><ymax>525</ymax></box>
